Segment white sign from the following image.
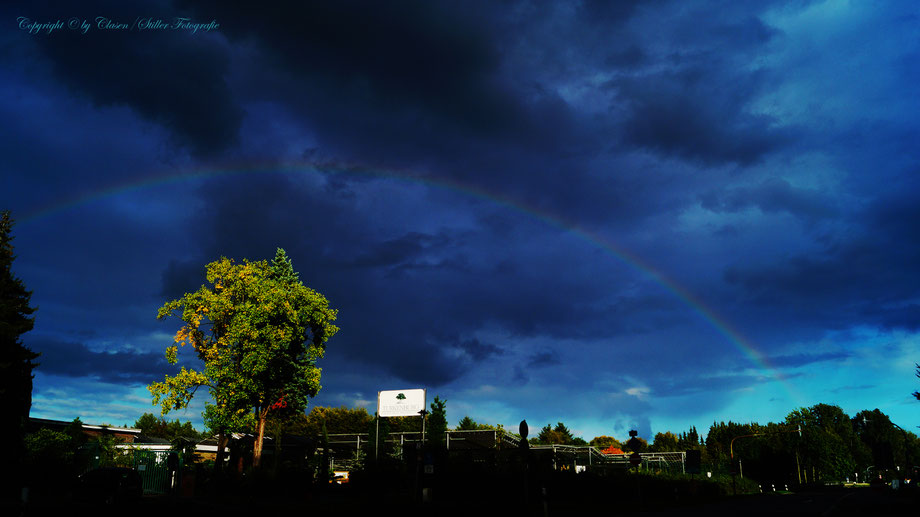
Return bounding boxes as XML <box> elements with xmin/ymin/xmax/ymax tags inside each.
<box><xmin>378</xmin><ymin>388</ymin><xmax>426</xmax><ymax>417</ymax></box>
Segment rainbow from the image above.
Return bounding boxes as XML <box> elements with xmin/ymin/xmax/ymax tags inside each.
<box><xmin>19</xmin><ymin>159</ymin><xmax>803</xmax><ymax>401</ymax></box>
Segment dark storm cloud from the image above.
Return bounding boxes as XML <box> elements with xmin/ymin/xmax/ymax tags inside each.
<box><xmin>165</xmin><ymin>169</ymin><xmax>662</xmax><ymax>388</ymax></box>
<box><xmin>175</xmin><ymin>0</ymin><xmax>515</xmax><ymax>135</ymax></box>
<box><xmin>31</xmin><ymin>337</ymin><xmax>169</xmax><ymax>385</ymax></box>
<box><xmin>723</xmin><ymin>182</ymin><xmax>920</xmax><ymax>332</ymax></box>
<box><xmin>859</xmin><ymin>304</ymin><xmax>920</xmax><ymax>332</ymax></box>
<box><xmin>527</xmin><ymin>350</ymin><xmax>560</xmax><ymax>368</ymax></box>
<box><xmin>13</xmin><ymin>0</ymin><xmax>920</xmax><ymax>433</ymax></box>
<box><xmin>11</xmin><ymin>0</ymin><xmax>242</xmax><ymax>157</ymax></box>
<box><xmin>152</xmin><ymin>174</ymin><xmax>464</xmax><ymax>386</ymax></box>
<box><xmin>166</xmin><ymin>0</ymin><xmax>637</xmax><ymax>227</ymax></box>
<box><xmin>578</xmin><ymin>0</ymin><xmax>643</xmax><ymax>24</ymax></box>
<box><xmin>700</xmin><ymin>178</ymin><xmax>838</xmax><ymax>221</ymax></box>
<box><xmin>604</xmin><ymin>45</ymin><xmax>647</xmax><ymax>68</ymax></box>
<box><xmin>454</xmin><ymin>338</ymin><xmax>504</xmax><ymax>362</ymax></box>
<box><xmin>614</xmin><ymin>68</ymin><xmax>789</xmax><ymax>165</ymax></box>
<box><xmin>347</xmin><ymin>232</ymin><xmax>455</xmax><ymax>269</ymax></box>
<box><xmin>160</xmin><ymin>259</ymin><xmax>207</xmax><ymax>300</ymax></box>
<box><xmin>602</xmin><ymin>4</ymin><xmax>791</xmax><ymax>166</ymax></box>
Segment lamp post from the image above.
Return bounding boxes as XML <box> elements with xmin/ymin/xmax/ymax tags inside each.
<box><xmin>890</xmin><ymin>422</ymin><xmax>913</xmax><ymax>482</ymax></box>
<box><xmin>730</xmin><ymin>425</ymin><xmax>802</xmax><ymax>479</ymax></box>
<box><xmin>729</xmin><ymin>425</ymin><xmax>802</xmax><ymax>494</ymax></box>
<box><xmin>859</xmin><ymin>414</ymin><xmax>912</xmax><ymax>482</ymax></box>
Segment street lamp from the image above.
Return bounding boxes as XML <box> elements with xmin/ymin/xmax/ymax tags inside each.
<box><xmin>729</xmin><ymin>425</ymin><xmax>802</xmax><ymax>495</ymax></box>
<box><xmin>860</xmin><ymin>415</ymin><xmax>913</xmax><ymax>481</ymax></box>
<box><xmin>730</xmin><ymin>425</ymin><xmax>802</xmax><ymax>479</ymax></box>
<box><xmin>890</xmin><ymin>422</ymin><xmax>913</xmax><ymax>483</ymax></box>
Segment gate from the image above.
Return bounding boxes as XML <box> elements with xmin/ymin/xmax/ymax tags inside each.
<box><xmin>134</xmin><ymin>450</ymin><xmax>182</xmax><ymax>495</ymax></box>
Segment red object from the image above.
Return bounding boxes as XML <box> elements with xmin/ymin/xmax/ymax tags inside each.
<box><xmin>601</xmin><ymin>446</ymin><xmax>624</xmax><ymax>455</ymax></box>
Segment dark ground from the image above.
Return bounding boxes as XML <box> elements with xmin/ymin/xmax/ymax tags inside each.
<box><xmin>11</xmin><ymin>484</ymin><xmax>917</xmax><ymax>517</ymax></box>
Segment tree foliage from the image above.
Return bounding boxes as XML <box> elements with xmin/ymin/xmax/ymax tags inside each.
<box><xmin>427</xmin><ymin>396</ymin><xmax>448</xmax><ymax>447</ymax></box>
<box><xmin>852</xmin><ymin>408</ymin><xmax>906</xmax><ymax>470</ymax></box>
<box><xmin>133</xmin><ymin>412</ymin><xmax>203</xmax><ymax>440</ymax></box>
<box><xmin>650</xmin><ymin>431</ymin><xmax>679</xmax><ymax>452</ymax></box>
<box><xmin>456</xmin><ymin>416</ymin><xmax>493</xmax><ymax>431</ymax></box>
<box><xmin>0</xmin><ymin>210</ymin><xmax>39</xmax><ymax>503</ymax></box>
<box><xmin>698</xmin><ymin>403</ymin><xmax>917</xmax><ymax>485</ymax></box>
<box><xmin>785</xmin><ymin>404</ymin><xmax>859</xmax><ymax>482</ymax></box>
<box><xmin>0</xmin><ymin>211</ymin><xmax>38</xmax><ymax>414</ymax></box>
<box><xmin>150</xmin><ymin>249</ymin><xmax>338</xmax><ymax>467</ymax></box>
<box><xmin>24</xmin><ymin>428</ymin><xmax>74</xmax><ymax>467</ymax></box>
<box><xmin>589</xmin><ymin>435</ymin><xmax>623</xmax><ymax>449</ymax></box>
<box><xmin>275</xmin><ymin>406</ymin><xmax>374</xmax><ymax>438</ymax></box>
<box><xmin>533</xmin><ymin>422</ymin><xmax>579</xmax><ymax>445</ymax></box>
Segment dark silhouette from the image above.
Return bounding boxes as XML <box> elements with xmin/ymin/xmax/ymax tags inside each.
<box><xmin>0</xmin><ymin>210</ymin><xmax>39</xmax><ymax>506</ymax></box>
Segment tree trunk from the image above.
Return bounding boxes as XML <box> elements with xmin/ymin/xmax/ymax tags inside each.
<box><xmin>273</xmin><ymin>427</ymin><xmax>283</xmax><ymax>474</ymax></box>
<box><xmin>214</xmin><ymin>430</ymin><xmax>227</xmax><ymax>475</ymax></box>
<box><xmin>253</xmin><ymin>411</ymin><xmax>268</xmax><ymax>468</ymax></box>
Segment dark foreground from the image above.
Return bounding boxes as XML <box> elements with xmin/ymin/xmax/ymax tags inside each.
<box><xmin>12</xmin><ymin>485</ymin><xmax>917</xmax><ymax>517</ymax></box>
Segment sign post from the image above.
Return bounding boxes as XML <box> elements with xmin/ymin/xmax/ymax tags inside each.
<box><xmin>376</xmin><ymin>389</ymin><xmax>427</xmax><ymax>460</ymax></box>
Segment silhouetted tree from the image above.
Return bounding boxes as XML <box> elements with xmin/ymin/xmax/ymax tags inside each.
<box><xmin>427</xmin><ymin>396</ymin><xmax>448</xmax><ymax>447</ymax></box>
<box><xmin>914</xmin><ymin>364</ymin><xmax>919</xmax><ymax>401</ymax></box>
<box><xmin>0</xmin><ymin>211</ymin><xmax>39</xmax><ymax>504</ymax></box>
<box><xmin>533</xmin><ymin>422</ymin><xmax>579</xmax><ymax>445</ymax></box>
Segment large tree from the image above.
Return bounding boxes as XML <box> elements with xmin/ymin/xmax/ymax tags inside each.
<box><xmin>786</xmin><ymin>404</ymin><xmax>858</xmax><ymax>482</ymax></box>
<box><xmin>0</xmin><ymin>211</ymin><xmax>39</xmax><ymax>503</ymax></box>
<box><xmin>150</xmin><ymin>249</ymin><xmax>338</xmax><ymax>468</ymax></box>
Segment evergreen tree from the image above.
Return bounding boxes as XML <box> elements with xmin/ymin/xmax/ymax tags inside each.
<box><xmin>269</xmin><ymin>247</ymin><xmax>300</xmax><ymax>285</ymax></box>
<box><xmin>0</xmin><ymin>211</ymin><xmax>39</xmax><ymax>504</ymax></box>
<box><xmin>427</xmin><ymin>396</ymin><xmax>448</xmax><ymax>447</ymax></box>
<box><xmin>456</xmin><ymin>416</ymin><xmax>481</xmax><ymax>430</ymax></box>
<box><xmin>533</xmin><ymin>422</ymin><xmax>578</xmax><ymax>445</ymax></box>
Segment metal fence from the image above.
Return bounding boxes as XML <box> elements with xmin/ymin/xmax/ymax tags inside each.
<box><xmin>133</xmin><ymin>450</ymin><xmax>183</xmax><ymax>495</ymax></box>
<box><xmin>324</xmin><ymin>431</ymin><xmax>686</xmax><ymax>474</ymax></box>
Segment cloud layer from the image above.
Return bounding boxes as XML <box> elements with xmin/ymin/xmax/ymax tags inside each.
<box><xmin>4</xmin><ymin>0</ymin><xmax>920</xmax><ymax>438</ymax></box>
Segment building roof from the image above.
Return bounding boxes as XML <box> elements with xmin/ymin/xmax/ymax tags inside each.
<box><xmin>28</xmin><ymin>417</ymin><xmax>141</xmax><ymax>435</ymax></box>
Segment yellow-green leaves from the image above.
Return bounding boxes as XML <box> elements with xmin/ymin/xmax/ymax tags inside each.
<box><xmin>165</xmin><ymin>345</ymin><xmax>178</xmax><ymax>364</ymax></box>
<box><xmin>150</xmin><ymin>251</ymin><xmax>339</xmax><ymax>447</ymax></box>
<box><xmin>148</xmin><ymin>366</ymin><xmax>211</xmax><ymax>415</ymax></box>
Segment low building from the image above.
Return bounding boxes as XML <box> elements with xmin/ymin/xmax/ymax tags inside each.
<box><xmin>27</xmin><ymin>417</ymin><xmax>142</xmax><ymax>443</ymax></box>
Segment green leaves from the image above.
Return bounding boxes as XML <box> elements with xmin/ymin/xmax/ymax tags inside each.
<box><xmin>150</xmin><ymin>251</ymin><xmax>338</xmax><ymax>467</ymax></box>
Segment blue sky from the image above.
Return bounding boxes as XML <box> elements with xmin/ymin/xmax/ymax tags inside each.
<box><xmin>3</xmin><ymin>0</ymin><xmax>919</xmax><ymax>441</ymax></box>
